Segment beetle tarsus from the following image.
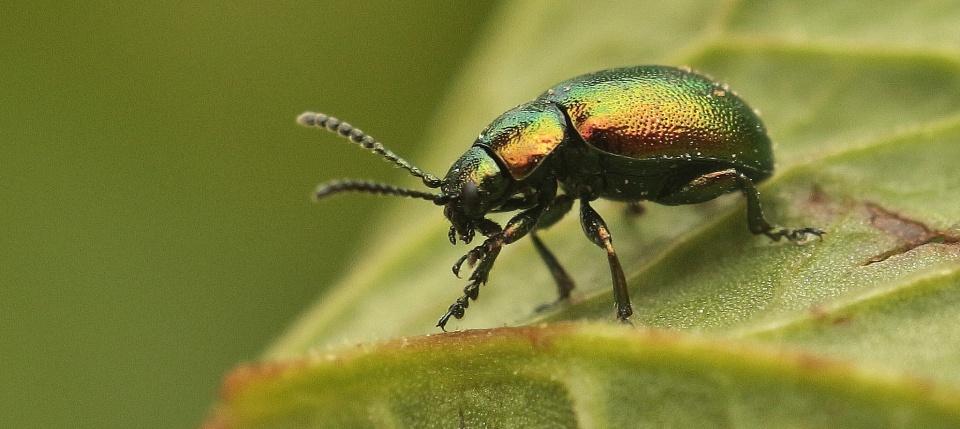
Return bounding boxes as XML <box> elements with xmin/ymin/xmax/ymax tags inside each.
<box><xmin>436</xmin><ymin>307</ymin><xmax>455</xmax><ymax>331</ymax></box>
<box><xmin>438</xmin><ymin>240</ymin><xmax>503</xmax><ymax>330</ymax></box>
<box><xmin>436</xmin><ymin>294</ymin><xmax>470</xmax><ymax>330</ymax></box>
<box><xmin>452</xmin><ymin>234</ymin><xmax>503</xmax><ymax>278</ymax></box>
<box><xmin>463</xmin><ymin>281</ymin><xmax>481</xmax><ymax>300</ymax></box>
<box><xmin>764</xmin><ymin>226</ymin><xmax>825</xmax><ymax>243</ymax></box>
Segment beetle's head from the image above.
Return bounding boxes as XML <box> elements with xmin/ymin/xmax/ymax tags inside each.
<box><xmin>440</xmin><ymin>146</ymin><xmax>510</xmax><ymax>244</ymax></box>
<box><xmin>299</xmin><ymin>111</ymin><xmax>513</xmax><ymax>245</ymax></box>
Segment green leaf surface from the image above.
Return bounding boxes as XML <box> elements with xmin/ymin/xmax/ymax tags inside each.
<box><xmin>208</xmin><ymin>325</ymin><xmax>960</xmax><ymax>428</ymax></box>
<box><xmin>208</xmin><ymin>0</ymin><xmax>960</xmax><ymax>427</ymax></box>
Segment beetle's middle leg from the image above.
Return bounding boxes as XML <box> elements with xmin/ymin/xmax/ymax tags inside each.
<box><xmin>579</xmin><ymin>198</ymin><xmax>633</xmax><ymax>322</ymax></box>
<box><xmin>655</xmin><ymin>168</ymin><xmax>824</xmax><ymax>242</ymax></box>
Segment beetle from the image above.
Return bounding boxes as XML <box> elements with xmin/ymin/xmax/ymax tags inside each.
<box><xmin>298</xmin><ymin>65</ymin><xmax>823</xmax><ymax>330</ymax></box>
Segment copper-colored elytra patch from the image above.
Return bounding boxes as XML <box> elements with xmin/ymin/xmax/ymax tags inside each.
<box><xmin>500</xmin><ymin>132</ymin><xmax>560</xmax><ymax>178</ymax></box>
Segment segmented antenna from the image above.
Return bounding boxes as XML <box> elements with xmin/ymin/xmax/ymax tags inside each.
<box><xmin>298</xmin><ymin>112</ymin><xmax>442</xmax><ymax>188</ymax></box>
<box><xmin>314</xmin><ymin>180</ymin><xmax>446</xmax><ymax>204</ymax></box>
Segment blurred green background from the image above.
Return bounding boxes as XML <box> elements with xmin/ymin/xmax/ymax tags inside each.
<box><xmin>0</xmin><ymin>2</ymin><xmax>499</xmax><ymax>427</ymax></box>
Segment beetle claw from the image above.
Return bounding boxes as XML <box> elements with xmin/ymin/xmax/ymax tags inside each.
<box><xmin>453</xmin><ymin>242</ymin><xmax>492</xmax><ymax>278</ymax></box>
<box><xmin>452</xmin><ymin>254</ymin><xmax>470</xmax><ymax>278</ymax></box>
<box><xmin>436</xmin><ymin>298</ymin><xmax>468</xmax><ymax>330</ymax></box>
<box><xmin>797</xmin><ymin>228</ymin><xmax>826</xmax><ymax>241</ymax></box>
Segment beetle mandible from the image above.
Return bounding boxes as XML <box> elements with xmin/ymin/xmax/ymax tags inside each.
<box><xmin>298</xmin><ymin>65</ymin><xmax>823</xmax><ymax>330</ymax></box>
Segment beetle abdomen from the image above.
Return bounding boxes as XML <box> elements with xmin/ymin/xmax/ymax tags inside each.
<box><xmin>540</xmin><ymin>66</ymin><xmax>774</xmax><ymax>178</ymax></box>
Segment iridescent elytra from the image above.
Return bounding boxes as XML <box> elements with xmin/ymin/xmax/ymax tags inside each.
<box><xmin>297</xmin><ymin>65</ymin><xmax>823</xmax><ymax>330</ymax></box>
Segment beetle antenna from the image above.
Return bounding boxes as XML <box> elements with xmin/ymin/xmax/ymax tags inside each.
<box><xmin>298</xmin><ymin>112</ymin><xmax>442</xmax><ymax>188</ymax></box>
<box><xmin>314</xmin><ymin>180</ymin><xmax>448</xmax><ymax>205</ymax></box>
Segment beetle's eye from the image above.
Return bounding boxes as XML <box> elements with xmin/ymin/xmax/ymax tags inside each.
<box><xmin>461</xmin><ymin>181</ymin><xmax>481</xmax><ymax>215</ymax></box>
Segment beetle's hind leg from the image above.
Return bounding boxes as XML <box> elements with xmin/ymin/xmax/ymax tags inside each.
<box><xmin>736</xmin><ymin>173</ymin><xmax>824</xmax><ymax>242</ymax></box>
<box><xmin>655</xmin><ymin>168</ymin><xmax>824</xmax><ymax>242</ymax></box>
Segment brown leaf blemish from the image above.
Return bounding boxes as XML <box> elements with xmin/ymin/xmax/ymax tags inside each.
<box><xmin>810</xmin><ymin>305</ymin><xmax>853</xmax><ymax>326</ymax></box>
<box><xmin>797</xmin><ymin>184</ymin><xmax>846</xmax><ymax>223</ymax></box>
<box><xmin>863</xmin><ymin>203</ymin><xmax>960</xmax><ymax>265</ymax></box>
<box><xmin>807</xmin><ymin>185</ymin><xmax>830</xmax><ymax>207</ymax></box>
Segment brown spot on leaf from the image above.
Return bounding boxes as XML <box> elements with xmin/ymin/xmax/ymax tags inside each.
<box><xmin>863</xmin><ymin>203</ymin><xmax>960</xmax><ymax>265</ymax></box>
<box><xmin>807</xmin><ymin>185</ymin><xmax>830</xmax><ymax>207</ymax></box>
<box><xmin>219</xmin><ymin>360</ymin><xmax>313</xmax><ymax>401</ymax></box>
<box><xmin>810</xmin><ymin>305</ymin><xmax>852</xmax><ymax>326</ymax></box>
<box><xmin>799</xmin><ymin>184</ymin><xmax>844</xmax><ymax>222</ymax></box>
<box><xmin>793</xmin><ymin>351</ymin><xmax>837</xmax><ymax>372</ymax></box>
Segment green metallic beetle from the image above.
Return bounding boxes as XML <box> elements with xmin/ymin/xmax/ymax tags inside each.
<box><xmin>298</xmin><ymin>65</ymin><xmax>823</xmax><ymax>330</ymax></box>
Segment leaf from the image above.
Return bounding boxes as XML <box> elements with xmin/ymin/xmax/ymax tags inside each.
<box><xmin>207</xmin><ymin>0</ymin><xmax>960</xmax><ymax>427</ymax></box>
<box><xmin>207</xmin><ymin>324</ymin><xmax>960</xmax><ymax>428</ymax></box>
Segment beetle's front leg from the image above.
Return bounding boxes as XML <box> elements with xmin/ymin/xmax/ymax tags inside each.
<box><xmin>438</xmin><ymin>204</ymin><xmax>549</xmax><ymax>330</ymax></box>
<box><xmin>451</xmin><ymin>218</ymin><xmax>501</xmax><ymax>278</ymax></box>
<box><xmin>437</xmin><ymin>244</ymin><xmax>502</xmax><ymax>330</ymax></box>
